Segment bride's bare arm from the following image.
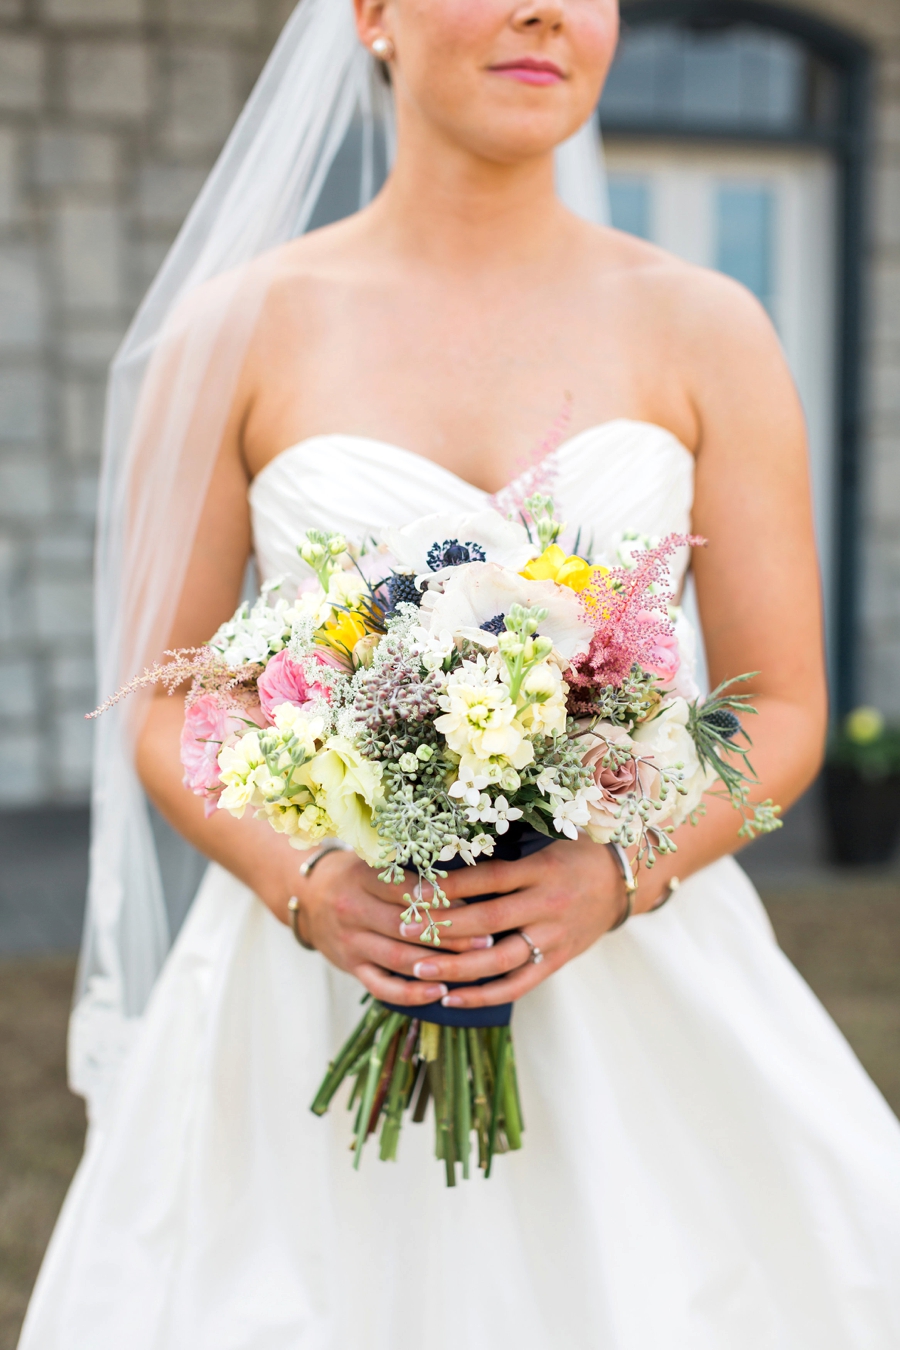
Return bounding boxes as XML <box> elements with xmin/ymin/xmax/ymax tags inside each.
<box><xmin>133</xmin><ymin>416</ymin><xmax>467</xmax><ymax>1008</ymax></box>
<box><xmin>396</xmin><ymin>271</ymin><xmax>828</xmax><ymax>1008</ymax></box>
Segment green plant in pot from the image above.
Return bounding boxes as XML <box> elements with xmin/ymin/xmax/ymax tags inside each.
<box><xmin>824</xmin><ymin>708</ymin><xmax>900</xmax><ymax>865</ymax></box>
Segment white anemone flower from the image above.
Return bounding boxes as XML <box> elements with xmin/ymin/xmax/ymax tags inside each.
<box><xmin>420</xmin><ymin>562</ymin><xmax>593</xmax><ymax>662</ymax></box>
<box><xmin>384</xmin><ymin>510</ymin><xmax>536</xmax><ymax>586</ymax></box>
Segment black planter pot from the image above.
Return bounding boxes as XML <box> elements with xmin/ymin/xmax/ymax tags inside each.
<box><xmin>823</xmin><ymin>763</ymin><xmax>900</xmax><ymax>865</ymax></box>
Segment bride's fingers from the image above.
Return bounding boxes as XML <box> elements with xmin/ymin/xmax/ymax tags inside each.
<box><xmin>401</xmin><ymin>933</ymin><xmax>531</xmax><ymax>985</ymax></box>
<box><xmin>356</xmin><ymin>896</ymin><xmax>492</xmax><ymax>951</ymax></box>
<box><xmin>438</xmin><ymin>958</ymin><xmax>549</xmax><ymax>1009</ymax></box>
<box><xmin>353</xmin><ymin>961</ymin><xmax>448</xmax><ymax>1008</ymax></box>
<box><xmin>399</xmin><ymin>890</ymin><xmax>546</xmax><ymax>942</ymax></box>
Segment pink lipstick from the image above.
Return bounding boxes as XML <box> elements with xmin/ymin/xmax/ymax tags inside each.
<box><xmin>488</xmin><ymin>57</ymin><xmax>565</xmax><ymax>87</ymax></box>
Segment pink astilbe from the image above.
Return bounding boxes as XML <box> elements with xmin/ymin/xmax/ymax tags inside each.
<box><xmin>490</xmin><ymin>396</ymin><xmax>572</xmax><ymax>521</ymax></box>
<box><xmin>86</xmin><ymin>646</ymin><xmax>263</xmax><ymax>719</ymax></box>
<box><xmin>569</xmin><ymin>534</ymin><xmax>705</xmax><ymax>699</ymax></box>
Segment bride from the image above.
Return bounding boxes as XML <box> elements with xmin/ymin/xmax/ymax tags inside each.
<box><xmin>20</xmin><ymin>1</ymin><xmax>900</xmax><ymax>1347</ymax></box>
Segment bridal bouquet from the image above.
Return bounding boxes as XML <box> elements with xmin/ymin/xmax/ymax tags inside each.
<box><xmin>98</xmin><ymin>494</ymin><xmax>779</xmax><ymax>1184</ymax></box>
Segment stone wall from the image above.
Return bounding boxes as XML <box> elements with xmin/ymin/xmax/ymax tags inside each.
<box><xmin>0</xmin><ymin>0</ymin><xmax>292</xmax><ymax>804</ymax></box>
<box><xmin>0</xmin><ymin>0</ymin><xmax>898</xmax><ymax>805</ymax></box>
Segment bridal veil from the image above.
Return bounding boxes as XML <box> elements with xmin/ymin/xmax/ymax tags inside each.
<box><xmin>73</xmin><ymin>0</ymin><xmax>610</xmax><ymax>1122</ymax></box>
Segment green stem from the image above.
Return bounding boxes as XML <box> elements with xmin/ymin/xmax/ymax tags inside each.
<box><xmin>442</xmin><ymin>1026</ymin><xmax>457</xmax><ymax>1187</ymax></box>
<box><xmin>311</xmin><ymin>1003</ymin><xmax>389</xmax><ymax>1116</ymax></box>
<box><xmin>486</xmin><ymin>1026</ymin><xmax>509</xmax><ymax>1179</ymax></box>
<box><xmin>455</xmin><ymin>1026</ymin><xmax>471</xmax><ymax>1180</ymax></box>
<box><xmin>468</xmin><ymin>1028</ymin><xmax>490</xmax><ymax>1170</ymax></box>
<box><xmin>353</xmin><ymin>1013</ymin><xmax>403</xmax><ymax>1171</ymax></box>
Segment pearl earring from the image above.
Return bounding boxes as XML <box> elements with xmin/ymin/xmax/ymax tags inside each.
<box><xmin>372</xmin><ymin>35</ymin><xmax>394</xmax><ymax>61</ymax></box>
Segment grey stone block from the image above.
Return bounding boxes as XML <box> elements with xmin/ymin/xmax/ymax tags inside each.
<box><xmin>58</xmin><ymin>706</ymin><xmax>94</xmax><ymax>791</ymax></box>
<box><xmin>62</xmin><ymin>323</ymin><xmax>124</xmax><ymax>368</ymax></box>
<box><xmin>0</xmin><ymin>449</ymin><xmax>52</xmax><ymax>516</ymax></box>
<box><xmin>65</xmin><ymin>40</ymin><xmax>151</xmax><ymax>119</ymax></box>
<box><xmin>0</xmin><ymin>369</ymin><xmax>45</xmax><ymax>442</ymax></box>
<box><xmin>166</xmin><ymin>0</ymin><xmax>257</xmax><ymax>32</ymax></box>
<box><xmin>33</xmin><ymin>130</ymin><xmax>118</xmax><ymax>188</ymax></box>
<box><xmin>874</xmin><ymin>162</ymin><xmax>900</xmax><ymax>249</ymax></box>
<box><xmin>45</xmin><ymin>0</ymin><xmax>143</xmax><ymax>21</ymax></box>
<box><xmin>34</xmin><ymin>577</ymin><xmax>93</xmax><ymax>639</ymax></box>
<box><xmin>165</xmin><ymin>47</ymin><xmax>237</xmax><ymax>152</ymax></box>
<box><xmin>0</xmin><ymin>658</ymin><xmax>39</xmax><ymax>717</ymax></box>
<box><xmin>52</xmin><ymin>653</ymin><xmax>95</xmax><ymax>697</ymax></box>
<box><xmin>137</xmin><ymin>161</ymin><xmax>206</xmax><ymax>226</ymax></box>
<box><xmin>0</xmin><ymin>37</ymin><xmax>44</xmax><ymax>113</ymax></box>
<box><xmin>62</xmin><ymin>377</ymin><xmax>105</xmax><ymax>460</ymax></box>
<box><xmin>0</xmin><ymin>732</ymin><xmax>43</xmax><ymax>805</ymax></box>
<box><xmin>34</xmin><ymin>527</ymin><xmax>93</xmax><ymax>570</ymax></box>
<box><xmin>0</xmin><ymin>128</ymin><xmax>18</xmax><ymax>225</ymax></box>
<box><xmin>56</xmin><ymin>204</ymin><xmax>123</xmax><ymax>310</ymax></box>
<box><xmin>0</xmin><ymin>247</ymin><xmax>44</xmax><ymax>352</ymax></box>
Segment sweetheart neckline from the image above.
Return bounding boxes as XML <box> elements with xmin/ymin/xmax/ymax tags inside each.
<box><xmin>249</xmin><ymin>418</ymin><xmax>694</xmax><ymax>502</ymax></box>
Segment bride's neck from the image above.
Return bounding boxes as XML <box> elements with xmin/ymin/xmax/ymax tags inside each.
<box><xmin>369</xmin><ymin>124</ymin><xmax>569</xmax><ymax>269</ymax></box>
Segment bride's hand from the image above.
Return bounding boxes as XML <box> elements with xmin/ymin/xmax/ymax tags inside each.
<box><xmin>286</xmin><ymin>849</ymin><xmax>493</xmax><ymax>1008</ymax></box>
<box><xmin>395</xmin><ymin>836</ymin><xmax>629</xmax><ymax>1009</ymax></box>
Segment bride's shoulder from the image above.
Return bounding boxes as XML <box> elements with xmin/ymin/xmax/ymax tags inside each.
<box><xmin>589</xmin><ymin>222</ymin><xmax>778</xmax><ymax>353</ymax></box>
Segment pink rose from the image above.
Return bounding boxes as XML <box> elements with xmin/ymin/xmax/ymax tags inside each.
<box><xmin>180</xmin><ymin>694</ymin><xmax>246</xmax><ymax>815</ymax></box>
<box><xmin>257</xmin><ymin>649</ymin><xmax>333</xmax><ymax>723</ymax></box>
<box><xmin>637</xmin><ymin>611</ymin><xmax>681</xmax><ymax>687</ymax></box>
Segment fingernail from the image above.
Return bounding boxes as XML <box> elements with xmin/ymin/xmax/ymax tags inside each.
<box><xmin>471</xmin><ymin>936</ymin><xmax>494</xmax><ymax>950</ymax></box>
<box><xmin>414</xmin><ymin>961</ymin><xmax>439</xmax><ymax>978</ymax></box>
<box><xmin>400</xmin><ymin>923</ymin><xmax>421</xmax><ymax>937</ymax></box>
<box><xmin>427</xmin><ymin>985</ymin><xmax>448</xmax><ymax>999</ymax></box>
<box><xmin>441</xmin><ymin>994</ymin><xmax>463</xmax><ymax>1008</ymax></box>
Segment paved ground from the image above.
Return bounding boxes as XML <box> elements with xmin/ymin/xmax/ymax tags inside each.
<box><xmin>1</xmin><ymin>802</ymin><xmax>898</xmax><ymax>1346</ymax></box>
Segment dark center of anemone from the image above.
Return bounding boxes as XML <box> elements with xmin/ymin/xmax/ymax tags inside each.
<box><xmin>426</xmin><ymin>539</ymin><xmax>487</xmax><ymax>572</ymax></box>
<box><xmin>479</xmin><ymin>613</ymin><xmax>506</xmax><ymax>636</ymax></box>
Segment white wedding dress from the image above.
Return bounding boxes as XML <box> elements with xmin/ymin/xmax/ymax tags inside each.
<box><xmin>20</xmin><ymin>421</ymin><xmax>900</xmax><ymax>1350</ymax></box>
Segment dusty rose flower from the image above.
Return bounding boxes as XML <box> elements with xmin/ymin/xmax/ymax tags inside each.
<box><xmin>181</xmin><ymin>694</ymin><xmax>246</xmax><ymax>815</ymax></box>
<box><xmin>257</xmin><ymin>649</ymin><xmax>333</xmax><ymax>723</ymax></box>
<box><xmin>582</xmin><ymin>733</ymin><xmax>638</xmax><ymax>800</ymax></box>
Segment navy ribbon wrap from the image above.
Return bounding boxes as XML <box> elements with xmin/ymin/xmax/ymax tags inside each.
<box><xmin>382</xmin><ymin>825</ymin><xmax>555</xmax><ymax>1029</ymax></box>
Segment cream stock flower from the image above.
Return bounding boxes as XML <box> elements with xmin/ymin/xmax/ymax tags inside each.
<box><xmin>517</xmin><ymin>659</ymin><xmax>569</xmax><ymax>736</ymax></box>
<box><xmin>435</xmin><ymin>660</ymin><xmax>533</xmax><ymax>767</ymax></box>
<box><xmin>217</xmin><ymin>732</ymin><xmax>269</xmax><ymax>815</ymax></box>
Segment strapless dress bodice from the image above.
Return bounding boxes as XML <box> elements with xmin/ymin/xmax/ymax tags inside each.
<box><xmin>248</xmin><ymin>418</ymin><xmax>694</xmax><ymax>587</ymax></box>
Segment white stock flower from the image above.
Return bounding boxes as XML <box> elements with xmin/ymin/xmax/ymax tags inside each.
<box><xmin>385</xmin><ymin>509</ymin><xmax>535</xmax><ymax>582</ymax></box>
<box><xmin>420</xmin><ymin>563</ymin><xmax>593</xmax><ymax>661</ymax></box>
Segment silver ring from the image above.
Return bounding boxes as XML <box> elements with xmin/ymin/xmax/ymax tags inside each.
<box><xmin>519</xmin><ymin>930</ymin><xmax>544</xmax><ymax>965</ymax></box>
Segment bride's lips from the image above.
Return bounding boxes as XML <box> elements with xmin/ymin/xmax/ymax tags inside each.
<box><xmin>488</xmin><ymin>57</ymin><xmax>565</xmax><ymax>87</ymax></box>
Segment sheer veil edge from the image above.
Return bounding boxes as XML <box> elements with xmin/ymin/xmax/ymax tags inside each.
<box><xmin>74</xmin><ymin>0</ymin><xmax>610</xmax><ymax>1123</ymax></box>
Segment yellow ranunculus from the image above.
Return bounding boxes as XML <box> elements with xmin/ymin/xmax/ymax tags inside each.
<box><xmin>317</xmin><ymin>607</ymin><xmax>370</xmax><ymax>657</ymax></box>
<box><xmin>520</xmin><ymin>544</ymin><xmax>607</xmax><ymax>594</ymax></box>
